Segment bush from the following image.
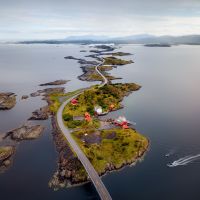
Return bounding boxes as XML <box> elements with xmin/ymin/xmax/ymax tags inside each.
<box><xmin>87</xmin><ymin>106</ymin><xmax>95</xmax><ymax>115</ymax></box>
<box><xmin>63</xmin><ymin>113</ymin><xmax>73</xmax><ymax>121</ymax></box>
<box><xmin>67</xmin><ymin>120</ymin><xmax>83</xmax><ymax>128</ymax></box>
<box><xmin>96</xmin><ymin>156</ymin><xmax>103</xmax><ymax>160</ymax></box>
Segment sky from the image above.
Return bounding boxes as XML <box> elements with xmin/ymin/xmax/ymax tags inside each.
<box><xmin>0</xmin><ymin>0</ymin><xmax>200</xmax><ymax>40</ymax></box>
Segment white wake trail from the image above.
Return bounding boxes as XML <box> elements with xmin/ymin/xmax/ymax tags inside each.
<box><xmin>168</xmin><ymin>154</ymin><xmax>200</xmax><ymax>167</ymax></box>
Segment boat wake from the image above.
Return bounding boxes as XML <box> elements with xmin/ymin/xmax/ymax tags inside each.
<box><xmin>167</xmin><ymin>154</ymin><xmax>200</xmax><ymax>167</ymax></box>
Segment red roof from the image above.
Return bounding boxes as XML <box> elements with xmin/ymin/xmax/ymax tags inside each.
<box><xmin>122</xmin><ymin>124</ymin><xmax>129</xmax><ymax>129</ymax></box>
<box><xmin>71</xmin><ymin>99</ymin><xmax>78</xmax><ymax>105</ymax></box>
<box><xmin>85</xmin><ymin>112</ymin><xmax>92</xmax><ymax>122</ymax></box>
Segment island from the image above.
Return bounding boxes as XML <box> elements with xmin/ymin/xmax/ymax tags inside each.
<box><xmin>47</xmin><ymin>45</ymin><xmax>149</xmax><ymax>189</ymax></box>
<box><xmin>144</xmin><ymin>43</ymin><xmax>171</xmax><ymax>47</ymax></box>
<box><xmin>39</xmin><ymin>80</ymin><xmax>69</xmax><ymax>86</ymax></box>
<box><xmin>0</xmin><ymin>92</ymin><xmax>16</xmax><ymax>110</ymax></box>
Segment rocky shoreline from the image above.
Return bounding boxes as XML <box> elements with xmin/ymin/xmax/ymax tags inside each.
<box><xmin>49</xmin><ymin>116</ymin><xmax>87</xmax><ymax>189</ymax></box>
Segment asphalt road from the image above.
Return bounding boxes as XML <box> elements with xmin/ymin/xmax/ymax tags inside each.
<box><xmin>56</xmin><ymin>59</ymin><xmax>112</xmax><ymax>200</ymax></box>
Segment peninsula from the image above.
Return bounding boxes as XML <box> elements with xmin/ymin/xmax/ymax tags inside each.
<box><xmin>47</xmin><ymin>45</ymin><xmax>149</xmax><ymax>189</ymax></box>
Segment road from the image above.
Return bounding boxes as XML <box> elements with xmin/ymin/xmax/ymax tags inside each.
<box><xmin>95</xmin><ymin>58</ymin><xmax>108</xmax><ymax>87</ymax></box>
<box><xmin>56</xmin><ymin>59</ymin><xmax>112</xmax><ymax>200</ymax></box>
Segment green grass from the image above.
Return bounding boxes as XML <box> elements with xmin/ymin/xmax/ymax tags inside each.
<box><xmin>63</xmin><ymin>83</ymin><xmax>140</xmax><ymax>117</ymax></box>
<box><xmin>72</xmin><ymin>128</ymin><xmax>148</xmax><ymax>173</ymax></box>
<box><xmin>104</xmin><ymin>56</ymin><xmax>133</xmax><ymax>65</ymax></box>
<box><xmin>48</xmin><ymin>88</ymin><xmax>85</xmax><ymax>113</ymax></box>
<box><xmin>64</xmin><ymin>118</ymin><xmax>100</xmax><ymax>129</ymax></box>
<box><xmin>49</xmin><ymin>83</ymin><xmax>147</xmax><ymax>177</ymax></box>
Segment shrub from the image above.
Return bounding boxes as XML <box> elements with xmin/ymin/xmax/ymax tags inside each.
<box><xmin>63</xmin><ymin>113</ymin><xmax>73</xmax><ymax>121</ymax></box>
<box><xmin>67</xmin><ymin>120</ymin><xmax>83</xmax><ymax>128</ymax></box>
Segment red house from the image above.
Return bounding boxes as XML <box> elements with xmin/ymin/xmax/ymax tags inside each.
<box><xmin>114</xmin><ymin>116</ymin><xmax>129</xmax><ymax>129</ymax></box>
<box><xmin>71</xmin><ymin>99</ymin><xmax>78</xmax><ymax>105</ymax></box>
<box><xmin>84</xmin><ymin>112</ymin><xmax>92</xmax><ymax>122</ymax></box>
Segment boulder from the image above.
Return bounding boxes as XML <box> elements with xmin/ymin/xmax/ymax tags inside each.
<box><xmin>21</xmin><ymin>95</ymin><xmax>29</xmax><ymax>100</ymax></box>
<box><xmin>0</xmin><ymin>92</ymin><xmax>16</xmax><ymax>110</ymax></box>
<box><xmin>0</xmin><ymin>146</ymin><xmax>15</xmax><ymax>162</ymax></box>
<box><xmin>29</xmin><ymin>106</ymin><xmax>50</xmax><ymax>120</ymax></box>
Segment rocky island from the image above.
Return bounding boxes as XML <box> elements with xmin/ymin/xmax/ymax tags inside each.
<box><xmin>144</xmin><ymin>43</ymin><xmax>171</xmax><ymax>47</ymax></box>
<box><xmin>5</xmin><ymin>124</ymin><xmax>45</xmax><ymax>141</ymax></box>
<box><xmin>0</xmin><ymin>92</ymin><xmax>16</xmax><ymax>110</ymax></box>
<box><xmin>0</xmin><ymin>123</ymin><xmax>45</xmax><ymax>172</ymax></box>
<box><xmin>39</xmin><ymin>80</ymin><xmax>69</xmax><ymax>86</ymax></box>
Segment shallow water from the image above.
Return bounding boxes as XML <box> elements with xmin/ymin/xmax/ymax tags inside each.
<box><xmin>0</xmin><ymin>44</ymin><xmax>200</xmax><ymax>200</ymax></box>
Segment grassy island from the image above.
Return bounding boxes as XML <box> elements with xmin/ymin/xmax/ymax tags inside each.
<box><xmin>104</xmin><ymin>56</ymin><xmax>133</xmax><ymax>65</ymax></box>
<box><xmin>72</xmin><ymin>128</ymin><xmax>148</xmax><ymax>174</ymax></box>
<box><xmin>60</xmin><ymin>83</ymin><xmax>148</xmax><ymax>176</ymax></box>
<box><xmin>48</xmin><ymin>83</ymin><xmax>148</xmax><ymax>189</ymax></box>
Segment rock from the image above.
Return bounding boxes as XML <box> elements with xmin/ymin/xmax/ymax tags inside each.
<box><xmin>39</xmin><ymin>80</ymin><xmax>69</xmax><ymax>86</ymax></box>
<box><xmin>0</xmin><ymin>146</ymin><xmax>15</xmax><ymax>162</ymax></box>
<box><xmin>29</xmin><ymin>106</ymin><xmax>50</xmax><ymax>120</ymax></box>
<box><xmin>3</xmin><ymin>159</ymin><xmax>11</xmax><ymax>166</ymax></box>
<box><xmin>0</xmin><ymin>146</ymin><xmax>15</xmax><ymax>173</ymax></box>
<box><xmin>21</xmin><ymin>95</ymin><xmax>29</xmax><ymax>100</ymax></box>
<box><xmin>30</xmin><ymin>92</ymin><xmax>40</xmax><ymax>97</ymax></box>
<box><xmin>64</xmin><ymin>56</ymin><xmax>77</xmax><ymax>60</ymax></box>
<box><xmin>6</xmin><ymin>124</ymin><xmax>45</xmax><ymax>141</ymax></box>
<box><xmin>0</xmin><ymin>92</ymin><xmax>16</xmax><ymax>110</ymax></box>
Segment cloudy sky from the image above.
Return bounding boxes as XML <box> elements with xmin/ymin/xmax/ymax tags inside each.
<box><xmin>0</xmin><ymin>0</ymin><xmax>200</xmax><ymax>40</ymax></box>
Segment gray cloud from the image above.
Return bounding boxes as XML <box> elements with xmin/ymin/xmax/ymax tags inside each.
<box><xmin>0</xmin><ymin>0</ymin><xmax>199</xmax><ymax>40</ymax></box>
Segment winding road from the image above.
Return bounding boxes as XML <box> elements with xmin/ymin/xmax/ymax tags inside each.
<box><xmin>95</xmin><ymin>58</ymin><xmax>108</xmax><ymax>87</ymax></box>
<box><xmin>56</xmin><ymin>59</ymin><xmax>112</xmax><ymax>200</ymax></box>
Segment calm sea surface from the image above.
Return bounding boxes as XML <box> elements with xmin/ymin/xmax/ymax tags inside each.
<box><xmin>0</xmin><ymin>44</ymin><xmax>200</xmax><ymax>200</ymax></box>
